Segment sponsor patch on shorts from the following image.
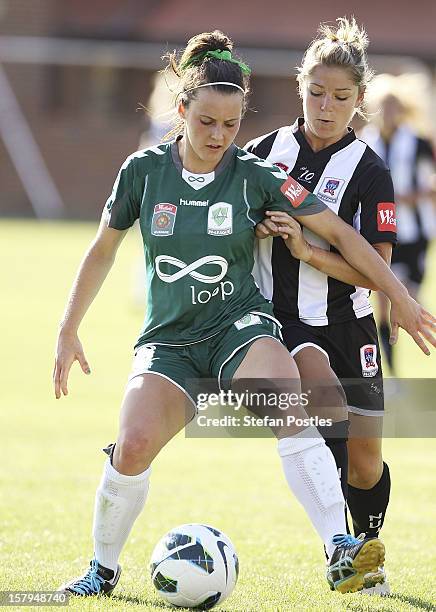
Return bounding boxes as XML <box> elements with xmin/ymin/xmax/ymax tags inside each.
<box><xmin>133</xmin><ymin>345</ymin><xmax>158</xmax><ymax>371</ymax></box>
<box><xmin>234</xmin><ymin>313</ymin><xmax>262</xmax><ymax>330</ymax></box>
<box><xmin>360</xmin><ymin>344</ymin><xmax>378</xmax><ymax>377</ymax></box>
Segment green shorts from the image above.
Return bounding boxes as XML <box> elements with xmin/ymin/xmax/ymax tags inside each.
<box><xmin>128</xmin><ymin>311</ymin><xmax>282</xmax><ymax>406</ymax></box>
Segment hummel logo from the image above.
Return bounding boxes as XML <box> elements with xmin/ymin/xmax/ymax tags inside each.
<box><xmin>179</xmin><ymin>198</ymin><xmax>209</xmax><ymax>207</ymax></box>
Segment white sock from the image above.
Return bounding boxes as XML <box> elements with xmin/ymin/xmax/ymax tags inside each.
<box><xmin>278</xmin><ymin>426</ymin><xmax>346</xmax><ymax>559</ymax></box>
<box><xmin>93</xmin><ymin>458</ymin><xmax>150</xmax><ymax>572</ymax></box>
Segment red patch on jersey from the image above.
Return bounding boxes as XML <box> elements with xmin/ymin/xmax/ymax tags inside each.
<box><xmin>377</xmin><ymin>202</ymin><xmax>397</xmax><ymax>232</ymax></box>
<box><xmin>155</xmin><ymin>203</ymin><xmax>177</xmax><ymax>214</ymax></box>
<box><xmin>280</xmin><ymin>176</ymin><xmax>309</xmax><ymax>208</ymax></box>
<box><xmin>274</xmin><ymin>161</ymin><xmax>289</xmax><ymax>172</ymax></box>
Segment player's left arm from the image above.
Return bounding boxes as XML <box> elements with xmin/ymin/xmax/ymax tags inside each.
<box><xmin>261</xmin><ymin>211</ymin><xmax>391</xmax><ymax>290</ymax></box>
<box><xmin>261</xmin><ymin>165</ymin><xmax>396</xmax><ymax>289</ymax></box>
<box><xmin>288</xmin><ymin>164</ymin><xmax>396</xmax><ymax>290</ymax></box>
<box><xmin>292</xmin><ymin>207</ymin><xmax>436</xmax><ymax>353</ymax></box>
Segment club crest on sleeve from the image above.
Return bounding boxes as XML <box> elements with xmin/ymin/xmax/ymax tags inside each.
<box><xmin>377</xmin><ymin>202</ymin><xmax>397</xmax><ymax>232</ymax></box>
<box><xmin>280</xmin><ymin>176</ymin><xmax>309</xmax><ymax>207</ymax></box>
<box><xmin>317</xmin><ymin>177</ymin><xmax>345</xmax><ymax>203</ymax></box>
<box><xmin>360</xmin><ymin>344</ymin><xmax>378</xmax><ymax>377</ymax></box>
<box><xmin>151</xmin><ymin>203</ymin><xmax>177</xmax><ymax>236</ymax></box>
<box><xmin>207</xmin><ymin>202</ymin><xmax>233</xmax><ymax>235</ymax></box>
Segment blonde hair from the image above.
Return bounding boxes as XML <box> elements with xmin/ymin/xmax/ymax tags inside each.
<box><xmin>297</xmin><ymin>17</ymin><xmax>373</xmax><ymax>116</ymax></box>
<box><xmin>366</xmin><ymin>72</ymin><xmax>432</xmax><ymax>136</ymax></box>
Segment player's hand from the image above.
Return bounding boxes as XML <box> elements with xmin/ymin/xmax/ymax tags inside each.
<box><xmin>265</xmin><ymin>211</ymin><xmax>312</xmax><ymax>262</ymax></box>
<box><xmin>255</xmin><ymin>218</ymin><xmax>282</xmax><ymax>239</ymax></box>
<box><xmin>53</xmin><ymin>330</ymin><xmax>91</xmax><ymax>399</ymax></box>
<box><xmin>256</xmin><ymin>212</ymin><xmax>295</xmax><ymax>240</ymax></box>
<box><xmin>389</xmin><ymin>297</ymin><xmax>436</xmax><ymax>356</ymax></box>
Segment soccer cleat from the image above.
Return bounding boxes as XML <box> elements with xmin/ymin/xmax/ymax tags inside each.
<box><xmin>360</xmin><ymin>566</ymin><xmax>390</xmax><ymax>596</ymax></box>
<box><xmin>326</xmin><ymin>534</ymin><xmax>385</xmax><ymax>594</ymax></box>
<box><xmin>58</xmin><ymin>559</ymin><xmax>121</xmax><ymax>596</ymax></box>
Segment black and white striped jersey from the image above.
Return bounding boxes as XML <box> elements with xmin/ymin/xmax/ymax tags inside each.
<box><xmin>360</xmin><ymin>124</ymin><xmax>435</xmax><ymax>243</ymax></box>
<box><xmin>245</xmin><ymin>118</ymin><xmax>397</xmax><ymax>326</ymax></box>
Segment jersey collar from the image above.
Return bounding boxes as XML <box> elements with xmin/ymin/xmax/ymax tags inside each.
<box><xmin>292</xmin><ymin>117</ymin><xmax>356</xmax><ymax>160</ymax></box>
<box><xmin>171</xmin><ymin>136</ymin><xmax>236</xmax><ymax>190</ymax></box>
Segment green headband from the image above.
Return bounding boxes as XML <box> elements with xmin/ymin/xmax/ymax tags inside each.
<box><xmin>181</xmin><ymin>49</ymin><xmax>251</xmax><ymax>75</ymax></box>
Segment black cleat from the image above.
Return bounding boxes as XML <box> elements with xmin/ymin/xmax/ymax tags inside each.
<box><xmin>58</xmin><ymin>559</ymin><xmax>121</xmax><ymax>596</ymax></box>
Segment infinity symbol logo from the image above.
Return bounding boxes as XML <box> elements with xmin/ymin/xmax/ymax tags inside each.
<box><xmin>188</xmin><ymin>175</ymin><xmax>206</xmax><ymax>183</ymax></box>
<box><xmin>155</xmin><ymin>255</ymin><xmax>228</xmax><ymax>284</ymax></box>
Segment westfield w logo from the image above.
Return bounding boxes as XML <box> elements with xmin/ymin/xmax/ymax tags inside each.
<box><xmin>377</xmin><ymin>203</ymin><xmax>397</xmax><ymax>232</ymax></box>
<box><xmin>280</xmin><ymin>176</ymin><xmax>309</xmax><ymax>208</ymax></box>
<box><xmin>379</xmin><ymin>209</ymin><xmax>395</xmax><ymax>225</ymax></box>
<box><xmin>286</xmin><ymin>182</ymin><xmax>304</xmax><ymax>200</ymax></box>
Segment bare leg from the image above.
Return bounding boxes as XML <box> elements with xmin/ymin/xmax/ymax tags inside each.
<box><xmin>232</xmin><ymin>337</ymin><xmax>308</xmax><ymax>437</ymax></box>
<box><xmin>113</xmin><ymin>373</ymin><xmax>194</xmax><ymax>475</ymax></box>
<box><xmin>94</xmin><ymin>374</ymin><xmax>194</xmax><ymax>571</ymax></box>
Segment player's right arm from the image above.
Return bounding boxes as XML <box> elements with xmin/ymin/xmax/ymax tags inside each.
<box><xmin>54</xmin><ymin>152</ymin><xmax>143</xmax><ymax>398</ymax></box>
<box><xmin>53</xmin><ymin>220</ymin><xmax>128</xmax><ymax>399</ymax></box>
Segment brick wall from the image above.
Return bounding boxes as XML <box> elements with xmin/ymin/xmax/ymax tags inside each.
<box><xmin>0</xmin><ymin>53</ymin><xmax>300</xmax><ymax>219</ymax></box>
<box><xmin>0</xmin><ymin>0</ymin><xmax>56</xmax><ymax>36</ymax></box>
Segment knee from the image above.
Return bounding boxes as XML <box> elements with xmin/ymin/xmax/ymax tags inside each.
<box><xmin>348</xmin><ymin>447</ymin><xmax>383</xmax><ymax>489</ymax></box>
<box><xmin>307</xmin><ymin>383</ymin><xmax>347</xmax><ymax>421</ymax></box>
<box><xmin>117</xmin><ymin>431</ymin><xmax>152</xmax><ymax>466</ymax></box>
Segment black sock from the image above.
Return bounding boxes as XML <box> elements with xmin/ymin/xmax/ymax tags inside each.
<box><xmin>348</xmin><ymin>462</ymin><xmax>391</xmax><ymax>538</ymax></box>
<box><xmin>319</xmin><ymin>420</ymin><xmax>351</xmax><ymax>534</ymax></box>
<box><xmin>379</xmin><ymin>322</ymin><xmax>394</xmax><ymax>372</ymax></box>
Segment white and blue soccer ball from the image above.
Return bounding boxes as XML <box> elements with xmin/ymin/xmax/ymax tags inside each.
<box><xmin>150</xmin><ymin>523</ymin><xmax>239</xmax><ymax>609</ymax></box>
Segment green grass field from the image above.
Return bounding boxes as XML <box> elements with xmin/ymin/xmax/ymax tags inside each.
<box><xmin>1</xmin><ymin>220</ymin><xmax>435</xmax><ymax>611</ymax></box>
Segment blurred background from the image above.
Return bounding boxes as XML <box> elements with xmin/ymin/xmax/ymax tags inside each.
<box><xmin>0</xmin><ymin>0</ymin><xmax>435</xmax><ymax>219</ymax></box>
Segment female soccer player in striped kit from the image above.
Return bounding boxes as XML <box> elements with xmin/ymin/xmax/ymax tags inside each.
<box><xmin>247</xmin><ymin>17</ymin><xmax>436</xmax><ymax>595</ymax></box>
<box><xmin>360</xmin><ymin>74</ymin><xmax>436</xmax><ymax>374</ymax></box>
<box><xmin>53</xmin><ymin>29</ymin><xmax>434</xmax><ymax>599</ymax></box>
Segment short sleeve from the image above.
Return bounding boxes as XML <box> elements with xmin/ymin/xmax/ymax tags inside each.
<box><xmin>358</xmin><ymin>167</ymin><xmax>397</xmax><ymax>244</ymax></box>
<box><xmin>103</xmin><ymin>155</ymin><xmax>141</xmax><ymax>230</ymax></box>
<box><xmin>265</xmin><ymin>174</ymin><xmax>327</xmax><ymax>217</ymax></box>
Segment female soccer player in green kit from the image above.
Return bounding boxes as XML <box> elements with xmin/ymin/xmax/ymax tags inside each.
<box><xmin>53</xmin><ymin>30</ymin><xmax>435</xmax><ymax>598</ymax></box>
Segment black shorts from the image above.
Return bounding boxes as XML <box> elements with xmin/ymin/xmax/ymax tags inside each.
<box><xmin>391</xmin><ymin>237</ymin><xmax>429</xmax><ymax>287</ymax></box>
<box><xmin>281</xmin><ymin>314</ymin><xmax>384</xmax><ymax>416</ymax></box>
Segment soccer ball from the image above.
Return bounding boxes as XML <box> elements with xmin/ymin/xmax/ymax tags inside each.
<box><xmin>150</xmin><ymin>523</ymin><xmax>239</xmax><ymax>609</ymax></box>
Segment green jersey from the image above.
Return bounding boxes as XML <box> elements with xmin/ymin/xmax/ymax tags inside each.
<box><xmin>104</xmin><ymin>139</ymin><xmax>326</xmax><ymax>347</ymax></box>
